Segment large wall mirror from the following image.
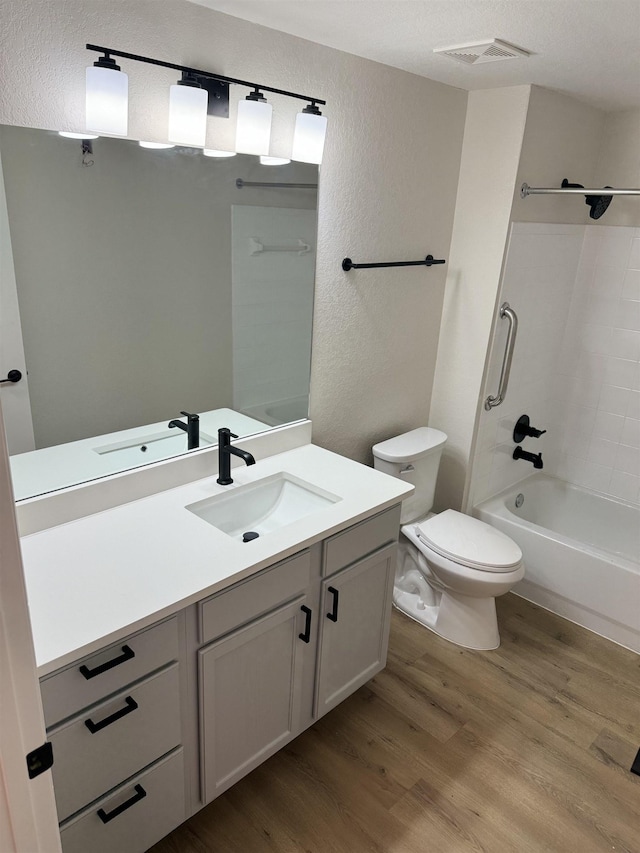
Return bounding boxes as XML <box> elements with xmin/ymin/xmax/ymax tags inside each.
<box><xmin>0</xmin><ymin>125</ymin><xmax>318</xmax><ymax>500</ymax></box>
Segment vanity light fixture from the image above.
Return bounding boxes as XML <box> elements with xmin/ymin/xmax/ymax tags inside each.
<box><xmin>260</xmin><ymin>156</ymin><xmax>291</xmax><ymax>166</ymax></box>
<box><xmin>138</xmin><ymin>141</ymin><xmax>175</xmax><ymax>149</ymax></box>
<box><xmin>84</xmin><ymin>45</ymin><xmax>327</xmax><ymax>161</ymax></box>
<box><xmin>203</xmin><ymin>148</ymin><xmax>236</xmax><ymax>158</ymax></box>
<box><xmin>85</xmin><ymin>53</ymin><xmax>128</xmax><ymax>136</ymax></box>
<box><xmin>168</xmin><ymin>72</ymin><xmax>208</xmax><ymax>147</ymax></box>
<box><xmin>236</xmin><ymin>89</ymin><xmax>272</xmax><ymax>156</ymax></box>
<box><xmin>291</xmin><ymin>103</ymin><xmax>327</xmax><ymax>165</ymax></box>
<box><xmin>59</xmin><ymin>131</ymin><xmax>99</xmax><ymax>139</ymax></box>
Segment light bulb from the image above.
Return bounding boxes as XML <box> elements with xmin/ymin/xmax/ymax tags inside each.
<box><xmin>236</xmin><ymin>91</ymin><xmax>272</xmax><ymax>156</ymax></box>
<box><xmin>168</xmin><ymin>73</ymin><xmax>208</xmax><ymax>148</ymax></box>
<box><xmin>85</xmin><ymin>55</ymin><xmax>128</xmax><ymax>136</ymax></box>
<box><xmin>139</xmin><ymin>141</ymin><xmax>175</xmax><ymax>149</ymax></box>
<box><xmin>59</xmin><ymin>131</ymin><xmax>99</xmax><ymax>140</ymax></box>
<box><xmin>291</xmin><ymin>104</ymin><xmax>327</xmax><ymax>165</ymax></box>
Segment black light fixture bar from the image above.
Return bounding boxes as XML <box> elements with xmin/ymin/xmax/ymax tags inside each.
<box><xmin>342</xmin><ymin>254</ymin><xmax>446</xmax><ymax>271</ymax></box>
<box><xmin>86</xmin><ymin>44</ymin><xmax>326</xmax><ymax>106</ymax></box>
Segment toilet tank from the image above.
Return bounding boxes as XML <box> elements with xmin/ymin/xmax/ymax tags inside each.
<box><xmin>372</xmin><ymin>427</ymin><xmax>447</xmax><ymax>524</ymax></box>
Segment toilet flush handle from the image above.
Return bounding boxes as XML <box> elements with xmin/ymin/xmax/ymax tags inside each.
<box><xmin>399</xmin><ymin>464</ymin><xmax>415</xmax><ymax>476</ymax></box>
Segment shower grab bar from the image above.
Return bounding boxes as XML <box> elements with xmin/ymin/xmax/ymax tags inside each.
<box><xmin>484</xmin><ymin>302</ymin><xmax>518</xmax><ymax>411</ymax></box>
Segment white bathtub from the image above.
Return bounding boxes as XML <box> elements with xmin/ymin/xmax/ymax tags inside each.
<box><xmin>475</xmin><ymin>475</ymin><xmax>640</xmax><ymax>653</ymax></box>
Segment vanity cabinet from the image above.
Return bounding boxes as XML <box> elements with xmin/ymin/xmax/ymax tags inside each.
<box><xmin>40</xmin><ymin>616</ymin><xmax>186</xmax><ymax>853</ymax></box>
<box><xmin>40</xmin><ymin>504</ymin><xmax>401</xmax><ymax>853</ymax></box>
<box><xmin>315</xmin><ymin>544</ymin><xmax>396</xmax><ymax>717</ymax></box>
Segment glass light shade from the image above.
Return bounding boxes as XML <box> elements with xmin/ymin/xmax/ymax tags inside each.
<box><xmin>291</xmin><ymin>110</ymin><xmax>328</xmax><ymax>164</ymax></box>
<box><xmin>203</xmin><ymin>148</ymin><xmax>236</xmax><ymax>158</ymax></box>
<box><xmin>139</xmin><ymin>141</ymin><xmax>175</xmax><ymax>149</ymax></box>
<box><xmin>260</xmin><ymin>156</ymin><xmax>290</xmax><ymax>165</ymax></box>
<box><xmin>59</xmin><ymin>131</ymin><xmax>99</xmax><ymax>140</ymax></box>
<box><xmin>235</xmin><ymin>98</ymin><xmax>272</xmax><ymax>155</ymax></box>
<box><xmin>85</xmin><ymin>65</ymin><xmax>128</xmax><ymax>136</ymax></box>
<box><xmin>168</xmin><ymin>84</ymin><xmax>208</xmax><ymax>147</ymax></box>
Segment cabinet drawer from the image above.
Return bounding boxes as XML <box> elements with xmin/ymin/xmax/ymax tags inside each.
<box><xmin>50</xmin><ymin>664</ymin><xmax>181</xmax><ymax>822</ymax></box>
<box><xmin>322</xmin><ymin>506</ymin><xmax>400</xmax><ymax>577</ymax></box>
<box><xmin>41</xmin><ymin>616</ymin><xmax>179</xmax><ymax>728</ymax></box>
<box><xmin>199</xmin><ymin>550</ymin><xmax>311</xmax><ymax>644</ymax></box>
<box><xmin>59</xmin><ymin>747</ymin><xmax>185</xmax><ymax>853</ymax></box>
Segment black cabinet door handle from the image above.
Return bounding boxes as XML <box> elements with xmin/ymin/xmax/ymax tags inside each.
<box><xmin>85</xmin><ymin>696</ymin><xmax>138</xmax><ymax>734</ymax></box>
<box><xmin>299</xmin><ymin>605</ymin><xmax>312</xmax><ymax>643</ymax></box>
<box><xmin>79</xmin><ymin>644</ymin><xmax>135</xmax><ymax>680</ymax></box>
<box><xmin>97</xmin><ymin>784</ymin><xmax>147</xmax><ymax>824</ymax></box>
<box><xmin>327</xmin><ymin>586</ymin><xmax>339</xmax><ymax>622</ymax></box>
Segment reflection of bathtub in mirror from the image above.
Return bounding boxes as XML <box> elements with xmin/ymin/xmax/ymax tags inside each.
<box><xmin>10</xmin><ymin>408</ymin><xmax>268</xmax><ymax>500</ymax></box>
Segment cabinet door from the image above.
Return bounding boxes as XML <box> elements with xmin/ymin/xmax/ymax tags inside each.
<box><xmin>315</xmin><ymin>544</ymin><xmax>396</xmax><ymax>718</ymax></box>
<box><xmin>199</xmin><ymin>596</ymin><xmax>311</xmax><ymax>804</ymax></box>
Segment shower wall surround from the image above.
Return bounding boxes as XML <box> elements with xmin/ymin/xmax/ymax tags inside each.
<box><xmin>471</xmin><ymin>223</ymin><xmax>640</xmax><ymax>507</ymax></box>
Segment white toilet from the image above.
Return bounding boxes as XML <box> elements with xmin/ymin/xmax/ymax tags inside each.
<box><xmin>373</xmin><ymin>427</ymin><xmax>524</xmax><ymax>650</ymax></box>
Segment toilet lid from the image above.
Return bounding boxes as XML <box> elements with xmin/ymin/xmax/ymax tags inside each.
<box><xmin>415</xmin><ymin>509</ymin><xmax>522</xmax><ymax>572</ymax></box>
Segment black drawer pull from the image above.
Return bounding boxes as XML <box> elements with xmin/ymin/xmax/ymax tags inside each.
<box><xmin>299</xmin><ymin>605</ymin><xmax>312</xmax><ymax>643</ymax></box>
<box><xmin>79</xmin><ymin>644</ymin><xmax>135</xmax><ymax>680</ymax></box>
<box><xmin>85</xmin><ymin>696</ymin><xmax>138</xmax><ymax>734</ymax></box>
<box><xmin>327</xmin><ymin>586</ymin><xmax>339</xmax><ymax>622</ymax></box>
<box><xmin>97</xmin><ymin>784</ymin><xmax>147</xmax><ymax>824</ymax></box>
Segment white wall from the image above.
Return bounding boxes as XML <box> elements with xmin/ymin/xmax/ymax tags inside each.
<box><xmin>429</xmin><ymin>86</ymin><xmax>530</xmax><ymax>511</ymax></box>
<box><xmin>593</xmin><ymin>109</ymin><xmax>640</xmax><ymax>228</ymax></box>
<box><xmin>0</xmin><ymin>0</ymin><xmax>467</xmax><ymax>464</ymax></box>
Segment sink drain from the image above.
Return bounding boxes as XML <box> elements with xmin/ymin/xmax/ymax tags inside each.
<box><xmin>242</xmin><ymin>531</ymin><xmax>260</xmax><ymax>543</ymax></box>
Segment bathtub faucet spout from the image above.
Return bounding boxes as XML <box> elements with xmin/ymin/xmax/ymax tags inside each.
<box><xmin>513</xmin><ymin>446</ymin><xmax>543</xmax><ymax>468</ymax></box>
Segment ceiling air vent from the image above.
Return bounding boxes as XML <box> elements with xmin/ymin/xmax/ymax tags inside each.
<box><xmin>434</xmin><ymin>39</ymin><xmax>530</xmax><ymax>65</ymax></box>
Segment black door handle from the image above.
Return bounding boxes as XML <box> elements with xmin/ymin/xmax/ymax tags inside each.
<box><xmin>79</xmin><ymin>644</ymin><xmax>135</xmax><ymax>680</ymax></box>
<box><xmin>97</xmin><ymin>784</ymin><xmax>147</xmax><ymax>823</ymax></box>
<box><xmin>85</xmin><ymin>696</ymin><xmax>138</xmax><ymax>733</ymax></box>
<box><xmin>299</xmin><ymin>605</ymin><xmax>312</xmax><ymax>643</ymax></box>
<box><xmin>0</xmin><ymin>369</ymin><xmax>22</xmax><ymax>385</ymax></box>
<box><xmin>327</xmin><ymin>586</ymin><xmax>339</xmax><ymax>622</ymax></box>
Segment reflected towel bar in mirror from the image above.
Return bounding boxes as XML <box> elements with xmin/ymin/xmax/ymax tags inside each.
<box><xmin>342</xmin><ymin>254</ymin><xmax>446</xmax><ymax>271</ymax></box>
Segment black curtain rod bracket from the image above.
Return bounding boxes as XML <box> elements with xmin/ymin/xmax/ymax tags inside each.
<box><xmin>342</xmin><ymin>254</ymin><xmax>446</xmax><ymax>272</ymax></box>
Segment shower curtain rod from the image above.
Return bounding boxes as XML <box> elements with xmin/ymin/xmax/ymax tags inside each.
<box><xmin>236</xmin><ymin>179</ymin><xmax>318</xmax><ymax>189</ymax></box>
<box><xmin>521</xmin><ymin>183</ymin><xmax>640</xmax><ymax>198</ymax></box>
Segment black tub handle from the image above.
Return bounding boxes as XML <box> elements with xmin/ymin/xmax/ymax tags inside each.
<box><xmin>97</xmin><ymin>784</ymin><xmax>147</xmax><ymax>824</ymax></box>
<box><xmin>85</xmin><ymin>696</ymin><xmax>138</xmax><ymax>734</ymax></box>
<box><xmin>327</xmin><ymin>586</ymin><xmax>339</xmax><ymax>622</ymax></box>
<box><xmin>299</xmin><ymin>605</ymin><xmax>312</xmax><ymax>643</ymax></box>
<box><xmin>79</xmin><ymin>644</ymin><xmax>135</xmax><ymax>680</ymax></box>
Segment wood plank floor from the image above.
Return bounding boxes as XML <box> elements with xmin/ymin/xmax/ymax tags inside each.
<box><xmin>151</xmin><ymin>594</ymin><xmax>640</xmax><ymax>852</ymax></box>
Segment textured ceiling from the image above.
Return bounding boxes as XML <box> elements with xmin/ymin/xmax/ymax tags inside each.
<box><xmin>187</xmin><ymin>0</ymin><xmax>640</xmax><ymax>112</ymax></box>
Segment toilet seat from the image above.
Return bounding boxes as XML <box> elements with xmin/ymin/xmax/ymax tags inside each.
<box><xmin>414</xmin><ymin>509</ymin><xmax>522</xmax><ymax>573</ymax></box>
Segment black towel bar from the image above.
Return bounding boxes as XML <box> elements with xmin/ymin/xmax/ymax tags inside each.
<box><xmin>342</xmin><ymin>254</ymin><xmax>445</xmax><ymax>271</ymax></box>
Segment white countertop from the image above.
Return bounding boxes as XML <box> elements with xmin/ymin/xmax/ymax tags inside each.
<box><xmin>20</xmin><ymin>444</ymin><xmax>412</xmax><ymax>677</ymax></box>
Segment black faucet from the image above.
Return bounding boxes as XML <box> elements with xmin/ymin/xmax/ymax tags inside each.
<box><xmin>217</xmin><ymin>427</ymin><xmax>256</xmax><ymax>485</ymax></box>
<box><xmin>513</xmin><ymin>446</ymin><xmax>543</xmax><ymax>469</ymax></box>
<box><xmin>168</xmin><ymin>411</ymin><xmax>200</xmax><ymax>450</ymax></box>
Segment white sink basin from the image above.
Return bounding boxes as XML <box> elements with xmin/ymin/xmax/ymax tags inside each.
<box><xmin>186</xmin><ymin>472</ymin><xmax>341</xmax><ymax>540</ymax></box>
<box><xmin>93</xmin><ymin>431</ymin><xmax>215</xmax><ymax>465</ymax></box>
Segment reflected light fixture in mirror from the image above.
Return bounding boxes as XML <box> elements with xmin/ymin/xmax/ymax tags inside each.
<box><xmin>59</xmin><ymin>131</ymin><xmax>99</xmax><ymax>139</ymax></box>
<box><xmin>139</xmin><ymin>141</ymin><xmax>175</xmax><ymax>149</ymax></box>
<box><xmin>260</xmin><ymin>156</ymin><xmax>291</xmax><ymax>165</ymax></box>
<box><xmin>168</xmin><ymin>72</ymin><xmax>208</xmax><ymax>147</ymax></box>
<box><xmin>85</xmin><ymin>53</ymin><xmax>128</xmax><ymax>136</ymax></box>
<box><xmin>236</xmin><ymin>89</ymin><xmax>272</xmax><ymax>156</ymax></box>
<box><xmin>291</xmin><ymin>103</ymin><xmax>327</xmax><ymax>165</ymax></box>
<box><xmin>203</xmin><ymin>148</ymin><xmax>236</xmax><ymax>158</ymax></box>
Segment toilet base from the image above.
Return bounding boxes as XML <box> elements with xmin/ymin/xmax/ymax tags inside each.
<box><xmin>392</xmin><ymin>585</ymin><xmax>500</xmax><ymax>651</ymax></box>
